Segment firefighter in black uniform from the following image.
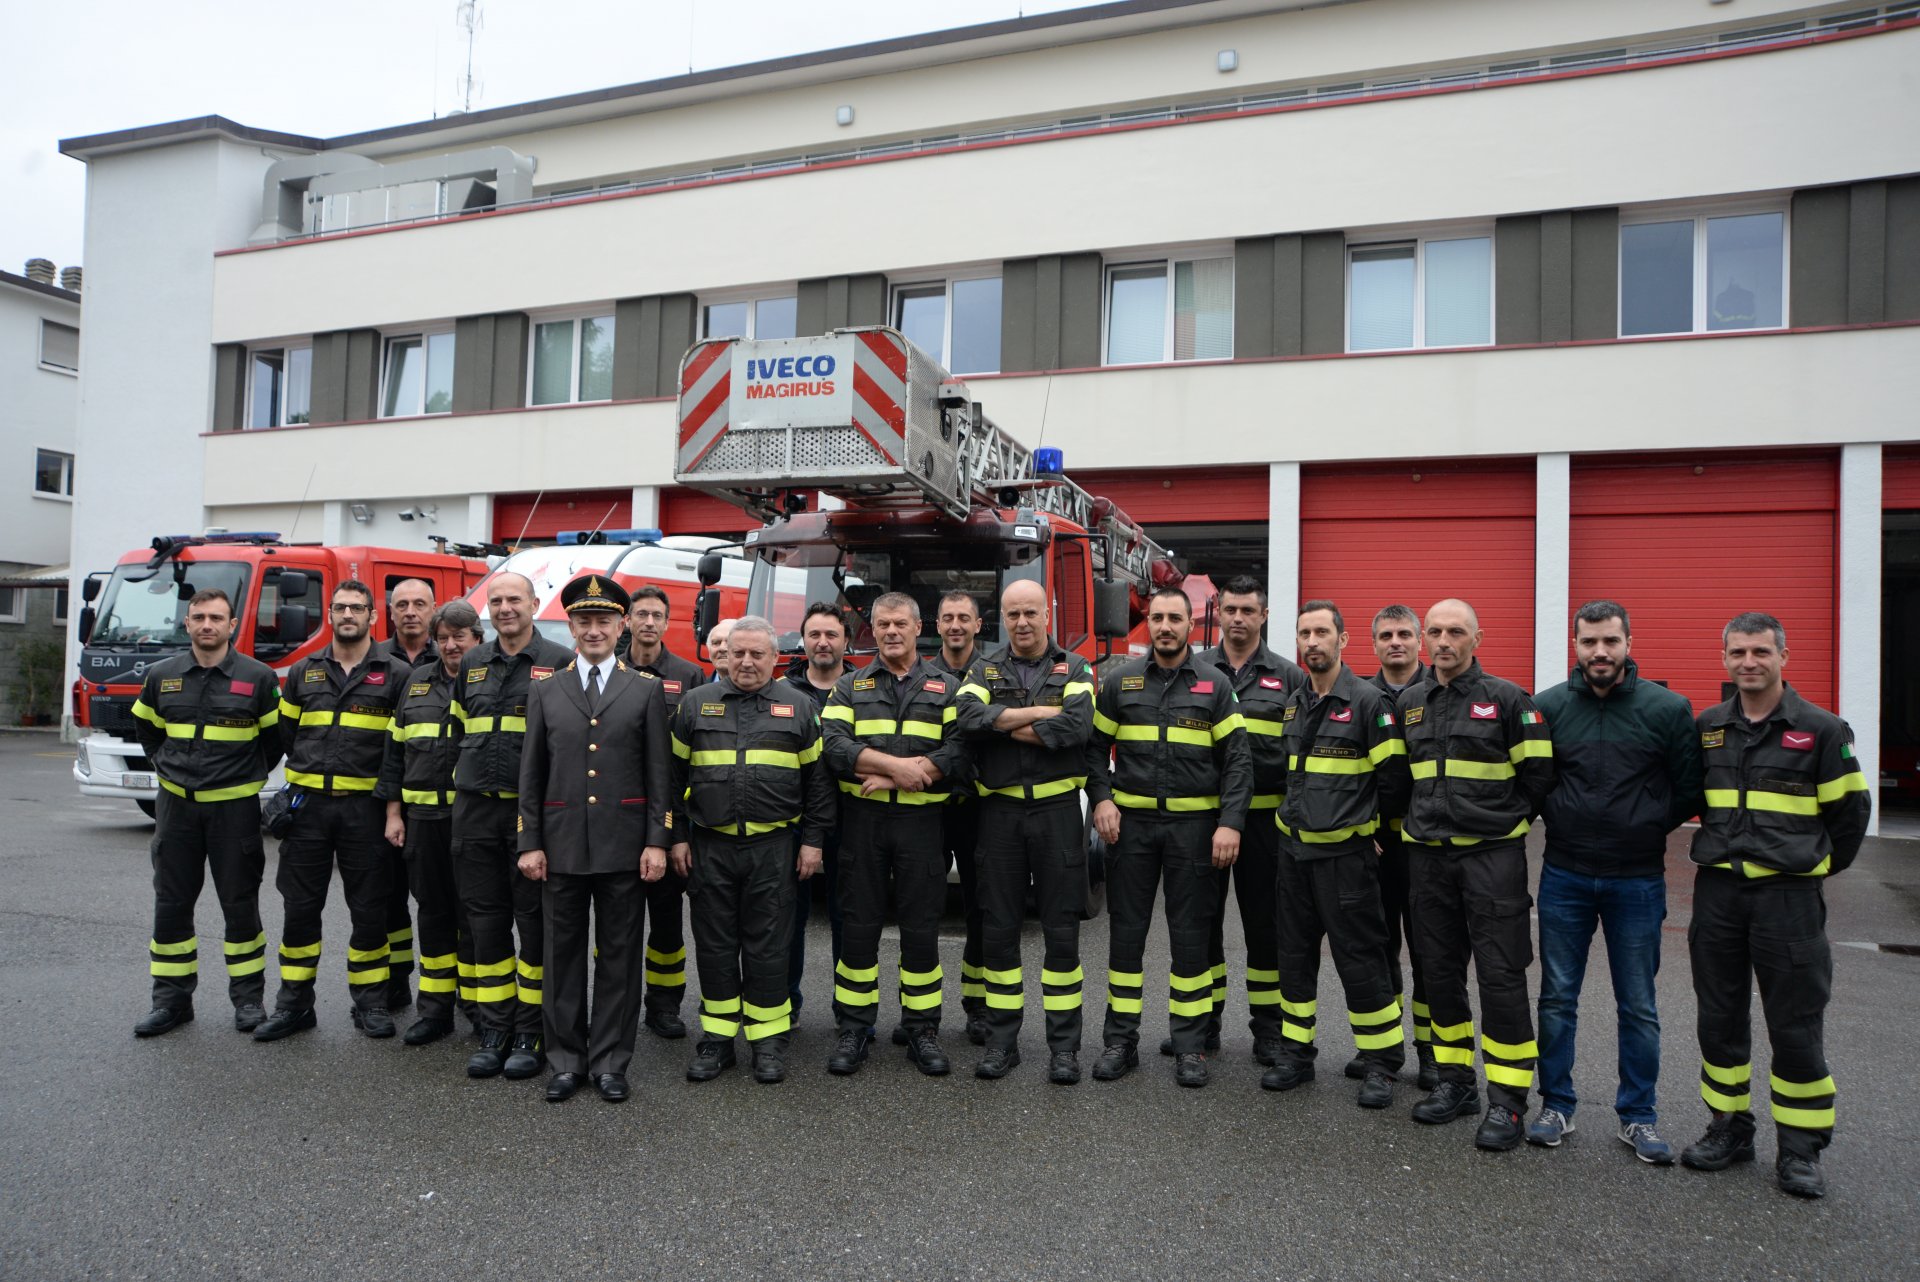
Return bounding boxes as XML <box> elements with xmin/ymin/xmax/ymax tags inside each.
<box><xmin>820</xmin><ymin>591</ymin><xmax>969</xmax><ymax>1077</ymax></box>
<box><xmin>621</xmin><ymin>584</ymin><xmax>708</xmax><ymax>1041</ymax></box>
<box><xmin>1680</xmin><ymin>611</ymin><xmax>1869</xmax><ymax>1199</ymax></box>
<box><xmin>1192</xmin><ymin>574</ymin><xmax>1303</xmax><ymax>1064</ymax></box>
<box><xmin>448</xmin><ymin>571</ymin><xmax>576</xmax><ymax>1079</ymax></box>
<box><xmin>129</xmin><ymin>587</ymin><xmax>281</xmax><ymax>1037</ymax></box>
<box><xmin>516</xmin><ymin>574</ymin><xmax>672</xmax><ymax>1104</ymax></box>
<box><xmin>253</xmin><ymin>579</ymin><xmax>417</xmax><ymax>1042</ymax></box>
<box><xmin>931</xmin><ymin>589</ymin><xmax>988</xmax><ymax>1046</ymax></box>
<box><xmin>377</xmin><ymin>599</ymin><xmax>484</xmax><ymax>1045</ymax></box>
<box><xmin>671</xmin><ymin>616</ymin><xmax>835</xmax><ymax>1084</ymax></box>
<box><xmin>1264</xmin><ymin>601</ymin><xmax>1409</xmax><ymax>1108</ymax></box>
<box><xmin>377</xmin><ymin>578</ymin><xmax>438</xmax><ymax>1014</ymax></box>
<box><xmin>1367</xmin><ymin>603</ymin><xmax>1435</xmax><ymax>1088</ymax></box>
<box><xmin>1391</xmin><ymin>598</ymin><xmax>1555</xmax><ymax>1150</ymax></box>
<box><xmin>954</xmin><ymin>579</ymin><xmax>1097</xmax><ymax>1083</ymax></box>
<box><xmin>1087</xmin><ymin>585</ymin><xmax>1253</xmax><ymax>1088</ymax></box>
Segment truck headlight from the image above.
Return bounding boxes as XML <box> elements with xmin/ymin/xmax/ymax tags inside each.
<box><xmin>75</xmin><ymin>742</ymin><xmax>90</xmax><ymax>773</ymax></box>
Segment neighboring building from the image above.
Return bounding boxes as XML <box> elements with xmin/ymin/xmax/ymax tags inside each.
<box><xmin>57</xmin><ymin>0</ymin><xmax>1920</xmax><ymax>820</ymax></box>
<box><xmin>0</xmin><ymin>264</ymin><xmax>79</xmax><ymax>724</ymax></box>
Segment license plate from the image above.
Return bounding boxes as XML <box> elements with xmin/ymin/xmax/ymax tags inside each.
<box><xmin>123</xmin><ymin>773</ymin><xmax>155</xmax><ymax>790</ymax></box>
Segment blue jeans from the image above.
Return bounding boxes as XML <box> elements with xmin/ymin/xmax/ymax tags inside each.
<box><xmin>1536</xmin><ymin>861</ymin><xmax>1665</xmax><ymax>1124</ymax></box>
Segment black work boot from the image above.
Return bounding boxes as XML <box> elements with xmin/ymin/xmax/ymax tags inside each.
<box><xmin>1411</xmin><ymin>1079</ymin><xmax>1481</xmax><ymax>1124</ymax></box>
<box><xmin>1048</xmin><ymin>1051</ymin><xmax>1080</xmax><ymax>1085</ymax></box>
<box><xmin>467</xmin><ymin>1028</ymin><xmax>510</xmax><ymax>1077</ymax></box>
<box><xmin>1261</xmin><ymin>1060</ymin><xmax>1315</xmax><ymax>1093</ymax></box>
<box><xmin>1415</xmin><ymin>1043</ymin><xmax>1440</xmax><ymax>1091</ymax></box>
<box><xmin>827</xmin><ymin>1028</ymin><xmax>872</xmax><ymax>1076</ymax></box>
<box><xmin>1358</xmin><ymin>1069</ymin><xmax>1395</xmax><ymax>1110</ymax></box>
<box><xmin>232</xmin><ymin>1002</ymin><xmax>266</xmax><ymax>1033</ymax></box>
<box><xmin>1474</xmin><ymin>1103</ymin><xmax>1525</xmax><ymax>1151</ymax></box>
<box><xmin>1160</xmin><ymin>1033</ymin><xmax>1221</xmax><ymax>1057</ymax></box>
<box><xmin>252</xmin><ymin>1008</ymin><xmax>317</xmax><ymax>1042</ymax></box>
<box><xmin>351</xmin><ymin>1005</ymin><xmax>396</xmax><ymax>1039</ymax></box>
<box><xmin>1681</xmin><ymin>1113</ymin><xmax>1757</xmax><ymax>1171</ymax></box>
<box><xmin>1776</xmin><ymin>1153</ymin><xmax>1827</xmax><ymax>1199</ymax></box>
<box><xmin>751</xmin><ymin>1043</ymin><xmax>786</xmax><ymax>1085</ymax></box>
<box><xmin>501</xmin><ymin>1032</ymin><xmax>545</xmax><ymax>1079</ymax></box>
<box><xmin>906</xmin><ymin>1027</ymin><xmax>950</xmax><ymax>1076</ymax></box>
<box><xmin>135</xmin><ymin>1006</ymin><xmax>193</xmax><ymax>1038</ymax></box>
<box><xmin>1092</xmin><ymin>1042</ymin><xmax>1139</xmax><ymax>1081</ymax></box>
<box><xmin>1175</xmin><ymin>1052</ymin><xmax>1210</xmax><ymax>1088</ymax></box>
<box><xmin>404</xmin><ymin>1016</ymin><xmax>454</xmax><ymax>1046</ymax></box>
<box><xmin>687</xmin><ymin>1039</ymin><xmax>738</xmax><ymax>1082</ymax></box>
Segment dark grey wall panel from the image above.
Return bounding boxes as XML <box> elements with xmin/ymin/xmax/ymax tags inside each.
<box><xmin>1058</xmin><ymin>253</ymin><xmax>1103</xmax><ymax>368</ymax></box>
<box><xmin>998</xmin><ymin>253</ymin><xmax>1100</xmax><ymax>370</ymax></box>
<box><xmin>1233</xmin><ymin>237</ymin><xmax>1276</xmax><ymax>360</ymax></box>
<box><xmin>1570</xmin><ymin>208</ymin><xmax>1619</xmax><ymax>340</ymax></box>
<box><xmin>1000</xmin><ymin>257</ymin><xmax>1038</xmax><ymax>372</ymax></box>
<box><xmin>309</xmin><ymin>327</ymin><xmax>380</xmax><ymax>425</ymax></box>
<box><xmin>1272</xmin><ymin>235</ymin><xmax>1305</xmax><ymax>357</ymax></box>
<box><xmin>1887</xmin><ymin>177</ymin><xmax>1920</xmax><ymax>322</ymax></box>
<box><xmin>342</xmin><ymin>329</ymin><xmax>380</xmax><ymax>422</ymax></box>
<box><xmin>1495</xmin><ymin>215</ymin><xmax>1542</xmax><ymax>345</ymax></box>
<box><xmin>796</xmin><ymin>273</ymin><xmax>888</xmax><ymax>335</ymax></box>
<box><xmin>1300</xmin><ymin>232</ymin><xmax>1345</xmax><ymax>356</ymax></box>
<box><xmin>615</xmin><ymin>295</ymin><xmax>659</xmax><ymax>401</ymax></box>
<box><xmin>211</xmin><ymin>343</ymin><xmax>246</xmax><ymax>433</ymax></box>
<box><xmin>1790</xmin><ymin>186</ymin><xmax>1851</xmax><ymax>327</ymax></box>
<box><xmin>453</xmin><ymin>315</ymin><xmax>492</xmax><ymax>414</ymax></box>
<box><xmin>1848</xmin><ymin>180</ymin><xmax>1888</xmax><ymax>325</ymax></box>
<box><xmin>795</xmin><ymin>279</ymin><xmax>828</xmax><ymax>338</ymax></box>
<box><xmin>846</xmin><ymin>274</ymin><xmax>887</xmax><ymax>327</ymax></box>
<box><xmin>488</xmin><ymin>312</ymin><xmax>530</xmax><ymax>409</ymax></box>
<box><xmin>1538</xmin><ymin>211</ymin><xmax>1574</xmax><ymax>342</ymax></box>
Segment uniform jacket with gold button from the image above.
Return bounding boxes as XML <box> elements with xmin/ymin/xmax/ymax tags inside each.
<box><xmin>516</xmin><ymin>659</ymin><xmax>672</xmax><ymax>875</ymax></box>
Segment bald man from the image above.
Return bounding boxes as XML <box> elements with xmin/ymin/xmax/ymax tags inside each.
<box><xmin>386</xmin><ymin>578</ymin><xmax>438</xmax><ymax>668</ymax></box>
<box><xmin>449</xmin><ymin>571</ymin><xmax>577</xmax><ymax>1080</ymax></box>
<box><xmin>954</xmin><ymin>580</ymin><xmax>1098</xmax><ymax>1082</ymax></box>
<box><xmin>1389</xmin><ymin>598</ymin><xmax>1555</xmax><ymax>1150</ymax></box>
<box><xmin>706</xmin><ymin>618</ymin><xmax>735</xmax><ymax>682</ymax></box>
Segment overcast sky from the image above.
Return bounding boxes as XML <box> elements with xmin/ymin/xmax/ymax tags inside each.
<box><xmin>3</xmin><ymin>0</ymin><xmax>1099</xmax><ymax>271</ymax></box>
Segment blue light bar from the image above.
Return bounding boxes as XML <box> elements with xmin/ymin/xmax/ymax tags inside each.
<box><xmin>1034</xmin><ymin>447</ymin><xmax>1064</xmax><ymax>476</ymax></box>
<box><xmin>556</xmin><ymin>528</ymin><xmax>663</xmax><ymax>546</ymax></box>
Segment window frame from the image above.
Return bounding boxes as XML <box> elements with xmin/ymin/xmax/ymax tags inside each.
<box><xmin>244</xmin><ymin>342</ymin><xmax>314</xmax><ymax>429</ymax></box>
<box><xmin>378</xmin><ymin>326</ymin><xmax>457</xmax><ymax>419</ymax></box>
<box><xmin>33</xmin><ymin>448</ymin><xmax>74</xmax><ymax>501</ymax></box>
<box><xmin>697</xmin><ymin>288</ymin><xmax>801</xmax><ymax>342</ymax></box>
<box><xmin>1100</xmin><ymin>247</ymin><xmax>1236</xmax><ymax>367</ymax></box>
<box><xmin>0</xmin><ymin>587</ymin><xmax>22</xmax><ymax>625</ymax></box>
<box><xmin>1617</xmin><ymin>199</ymin><xmax>1792</xmax><ymax>338</ymax></box>
<box><xmin>1344</xmin><ymin>223</ymin><xmax>1497</xmax><ymax>353</ymax></box>
<box><xmin>886</xmin><ymin>270</ymin><xmax>1004</xmax><ymax>374</ymax></box>
<box><xmin>38</xmin><ymin>319</ymin><xmax>79</xmax><ymax>375</ymax></box>
<box><xmin>524</xmin><ymin>309</ymin><xmax>618</xmax><ymax>407</ymax></box>
<box><xmin>52</xmin><ymin>587</ymin><xmax>69</xmax><ymax>627</ymax></box>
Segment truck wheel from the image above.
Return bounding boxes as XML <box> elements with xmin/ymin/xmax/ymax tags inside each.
<box><xmin>136</xmin><ymin>799</ymin><xmax>156</xmax><ymax>819</ymax></box>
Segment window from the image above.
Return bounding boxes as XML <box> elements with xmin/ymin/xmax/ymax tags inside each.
<box><xmin>52</xmin><ymin>588</ymin><xmax>68</xmax><ymax>626</ymax></box>
<box><xmin>0</xmin><ymin>587</ymin><xmax>22</xmax><ymax>624</ymax></box>
<box><xmin>34</xmin><ymin>449</ymin><xmax>73</xmax><ymax>498</ymax></box>
<box><xmin>701</xmin><ymin>295</ymin><xmax>799</xmax><ymax>342</ymax></box>
<box><xmin>380</xmin><ymin>331</ymin><xmax>455</xmax><ymax>417</ymax></box>
<box><xmin>1347</xmin><ymin>234</ymin><xmax>1493</xmax><ymax>351</ymax></box>
<box><xmin>530</xmin><ymin>315</ymin><xmax>616</xmax><ymax>405</ymax></box>
<box><xmin>39</xmin><ymin>321</ymin><xmax>78</xmax><ymax>374</ymax></box>
<box><xmin>247</xmin><ymin>346</ymin><xmax>312</xmax><ymax>428</ymax></box>
<box><xmin>890</xmin><ymin>276</ymin><xmax>1002</xmax><ymax>373</ymax></box>
<box><xmin>254</xmin><ymin>566</ymin><xmax>323</xmax><ymax>662</ymax></box>
<box><xmin>1620</xmin><ymin>209</ymin><xmax>1785</xmax><ymax>336</ymax></box>
<box><xmin>1104</xmin><ymin>257</ymin><xmax>1232</xmax><ymax>365</ymax></box>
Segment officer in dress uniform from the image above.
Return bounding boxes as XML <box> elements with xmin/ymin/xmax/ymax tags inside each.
<box><xmin>516</xmin><ymin>574</ymin><xmax>671</xmax><ymax>1103</ymax></box>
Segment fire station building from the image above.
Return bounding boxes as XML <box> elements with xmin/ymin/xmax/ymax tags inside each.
<box><xmin>59</xmin><ymin>0</ymin><xmax>1920</xmax><ymax>824</ymax></box>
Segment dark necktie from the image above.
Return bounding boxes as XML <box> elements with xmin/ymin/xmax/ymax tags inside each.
<box><xmin>587</xmin><ymin>665</ymin><xmax>602</xmax><ymax>708</ymax></box>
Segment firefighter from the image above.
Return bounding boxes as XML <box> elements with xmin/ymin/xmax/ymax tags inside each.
<box><xmin>377</xmin><ymin>577</ymin><xmax>438</xmax><ymax>1013</ymax></box>
<box><xmin>252</xmin><ymin>580</ymin><xmax>416</xmax><ymax>1042</ymax></box>
<box><xmin>1264</xmin><ymin>601</ymin><xmax>1409</xmax><ymax>1108</ymax></box>
<box><xmin>785</xmin><ymin>602</ymin><xmax>850</xmax><ymax>1023</ymax></box>
<box><xmin>1367</xmin><ymin>603</ymin><xmax>1435</xmax><ymax>1088</ymax></box>
<box><xmin>377</xmin><ymin>600</ymin><xmax>485</xmax><ymax>1046</ymax></box>
<box><xmin>448</xmin><ymin>571</ymin><xmax>576</xmax><ymax>1079</ymax></box>
<box><xmin>1391</xmin><ymin>598</ymin><xmax>1555</xmax><ymax>1150</ymax></box>
<box><xmin>1681</xmin><ymin>611</ymin><xmax>1869</xmax><ymax>1199</ymax></box>
<box><xmin>516</xmin><ymin>574</ymin><xmax>672</xmax><ymax>1104</ymax></box>
<box><xmin>671</xmin><ymin>616</ymin><xmax>835</xmax><ymax>1084</ymax></box>
<box><xmin>1087</xmin><ymin>585</ymin><xmax>1253</xmax><ymax>1088</ymax></box>
<box><xmin>954</xmin><ymin>578</ymin><xmax>1097</xmax><ymax>1083</ymax></box>
<box><xmin>1191</xmin><ymin>574</ymin><xmax>1303</xmax><ymax>1065</ymax></box>
<box><xmin>931</xmin><ymin>589</ymin><xmax>988</xmax><ymax>1047</ymax></box>
<box><xmin>129</xmin><ymin>588</ymin><xmax>281</xmax><ymax>1037</ymax></box>
<box><xmin>820</xmin><ymin>592</ymin><xmax>969</xmax><ymax>1076</ymax></box>
<box><xmin>622</xmin><ymin>584</ymin><xmax>708</xmax><ymax>1041</ymax></box>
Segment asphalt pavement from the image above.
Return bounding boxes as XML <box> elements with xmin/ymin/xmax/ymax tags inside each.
<box><xmin>2</xmin><ymin>731</ymin><xmax>1917</xmax><ymax>1281</ymax></box>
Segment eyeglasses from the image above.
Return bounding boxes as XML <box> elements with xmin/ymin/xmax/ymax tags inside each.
<box><xmin>330</xmin><ymin>603</ymin><xmax>371</xmax><ymax>615</ymax></box>
<box><xmin>631</xmin><ymin>609</ymin><xmax>668</xmax><ymax>622</ymax></box>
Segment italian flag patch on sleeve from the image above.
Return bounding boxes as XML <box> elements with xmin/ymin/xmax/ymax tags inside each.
<box><xmin>1520</xmin><ymin>711</ymin><xmax>1545</xmax><ymax>725</ymax></box>
<box><xmin>1841</xmin><ymin>743</ymin><xmax>1854</xmax><ymax>758</ymax></box>
<box><xmin>1375</xmin><ymin>713</ymin><xmax>1396</xmax><ymax>727</ymax></box>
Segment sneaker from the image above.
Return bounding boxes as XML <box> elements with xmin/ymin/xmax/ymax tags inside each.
<box><xmin>1474</xmin><ymin>1103</ymin><xmax>1525</xmax><ymax>1152</ymax></box>
<box><xmin>1681</xmin><ymin>1114</ymin><xmax>1756</xmax><ymax>1172</ymax></box>
<box><xmin>827</xmin><ymin>1029</ymin><xmax>872</xmax><ymax>1076</ymax></box>
<box><xmin>1175</xmin><ymin>1051</ymin><xmax>1209</xmax><ymax>1088</ymax></box>
<box><xmin>1776</xmin><ymin>1154</ymin><xmax>1827</xmax><ymax>1198</ymax></box>
<box><xmin>1411</xmin><ymin>1079</ymin><xmax>1481</xmax><ymax>1125</ymax></box>
<box><xmin>1618</xmin><ymin>1121</ymin><xmax>1675</xmax><ymax>1165</ymax></box>
<box><xmin>975</xmin><ymin>1046</ymin><xmax>1021</xmax><ymax>1079</ymax></box>
<box><xmin>1091</xmin><ymin>1042</ymin><xmax>1139</xmax><ymax>1081</ymax></box>
<box><xmin>1527</xmin><ymin>1107</ymin><xmax>1576</xmax><ymax>1148</ymax></box>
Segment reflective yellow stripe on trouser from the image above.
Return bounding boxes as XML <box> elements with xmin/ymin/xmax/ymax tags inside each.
<box><xmin>417</xmin><ymin>951</ymin><xmax>457</xmax><ymax>995</ymax></box>
<box><xmin>1279</xmin><ymin>992</ymin><xmax>1317</xmax><ymax>1044</ymax></box>
<box><xmin>516</xmin><ymin>956</ymin><xmax>543</xmax><ymax>1007</ymax></box>
<box><xmin>899</xmin><ymin>962</ymin><xmax>944</xmax><ymax>1014</ymax></box>
<box><xmin>1770</xmin><ymin>1072</ymin><xmax>1837</xmax><ymax>1131</ymax></box>
<box><xmin>387</xmin><ymin>925</ymin><xmax>414</xmax><ymax>971</ymax></box>
<box><xmin>223</xmin><ymin>932</ymin><xmax>267</xmax><ymax>977</ymax></box>
<box><xmin>645</xmin><ymin>945</ymin><xmax>687</xmax><ymax>990</ymax></box>
<box><xmin>278</xmin><ymin>939</ymin><xmax>322</xmax><ymax>983</ymax></box>
<box><xmin>1700</xmin><ymin>1058</ymin><xmax>1753</xmax><ymax>1112</ymax></box>
<box><xmin>1481</xmin><ymin>1032</ymin><xmax>1537</xmax><ymax>1090</ymax></box>
<box><xmin>463</xmin><ymin>955</ymin><xmax>516</xmax><ymax>1004</ymax></box>
<box><xmin>1041</xmin><ymin>965</ymin><xmax>1083</xmax><ymax>1012</ymax></box>
<box><xmin>1350</xmin><ymin>999</ymin><xmax>1404</xmax><ymax>1052</ymax></box>
<box><xmin>1106</xmin><ymin>969</ymin><xmax>1143</xmax><ymax>1015</ymax></box>
<box><xmin>149</xmin><ymin>935</ymin><xmax>198</xmax><ymax>978</ymax></box>
<box><xmin>743</xmin><ymin>997</ymin><xmax>793</xmax><ymax>1042</ymax></box>
<box><xmin>1207</xmin><ymin>961</ymin><xmax>1227</xmax><ymax>1010</ymax></box>
<box><xmin>702</xmin><ymin>993</ymin><xmax>743</xmax><ymax>1038</ymax></box>
<box><xmin>1430</xmin><ymin>1018</ymin><xmax>1475</xmax><ymax>1067</ymax></box>
<box><xmin>1411</xmin><ymin>999</ymin><xmax>1432</xmax><ymax>1044</ymax></box>
<box><xmin>981</xmin><ymin>965</ymin><xmax>1022</xmax><ymax>1011</ymax></box>
<box><xmin>346</xmin><ymin>943</ymin><xmax>391</xmax><ymax>988</ymax></box>
<box><xmin>960</xmin><ymin>959</ymin><xmax>987</xmax><ymax>1002</ymax></box>
<box><xmin>834</xmin><ymin>959</ymin><xmax>879</xmax><ymax>1012</ymax></box>
<box><xmin>1168</xmin><ymin>968</ymin><xmax>1212</xmax><ymax>1018</ymax></box>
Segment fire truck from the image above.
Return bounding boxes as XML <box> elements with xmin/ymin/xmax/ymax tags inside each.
<box><xmin>672</xmin><ymin>326</ymin><xmax>1186</xmax><ymax>657</ymax></box>
<box><xmin>72</xmin><ymin>532</ymin><xmax>487</xmax><ymax>816</ymax></box>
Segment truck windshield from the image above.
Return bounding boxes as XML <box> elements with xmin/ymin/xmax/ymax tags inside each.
<box><xmin>89</xmin><ymin>562</ymin><xmax>252</xmax><ymax>649</ymax></box>
<box><xmin>745</xmin><ymin>548</ymin><xmax>1040</xmax><ymax>653</ymax></box>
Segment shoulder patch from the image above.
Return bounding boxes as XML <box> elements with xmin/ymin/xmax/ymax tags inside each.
<box><xmin>1404</xmin><ymin>707</ymin><xmax>1424</xmax><ymax>725</ymax></box>
<box><xmin>228</xmin><ymin>679</ymin><xmax>255</xmax><ymax>697</ymax></box>
<box><xmin>1190</xmin><ymin>680</ymin><xmax>1214</xmax><ymax>695</ymax></box>
<box><xmin>1781</xmin><ymin>730</ymin><xmax>1815</xmax><ymax>752</ymax></box>
<box><xmin>852</xmin><ymin>677</ymin><xmax>877</xmax><ymax>691</ymax></box>
<box><xmin>530</xmin><ymin>666</ymin><xmax>554</xmax><ymax>681</ymax></box>
<box><xmin>409</xmin><ymin>682</ymin><xmax>432</xmax><ymax>696</ymax></box>
<box><xmin>770</xmin><ymin>704</ymin><xmax>795</xmax><ymax>718</ymax></box>
<box><xmin>466</xmin><ymin>667</ymin><xmax>489</xmax><ymax>683</ymax></box>
<box><xmin>1052</xmin><ymin>662</ymin><xmax>1069</xmax><ymax>675</ymax></box>
<box><xmin>364</xmin><ymin>670</ymin><xmax>386</xmax><ymax>685</ymax></box>
<box><xmin>1120</xmin><ymin>675</ymin><xmax>1145</xmax><ymax>691</ymax></box>
<box><xmin>1701</xmin><ymin>728</ymin><xmax>1725</xmax><ymax>749</ymax></box>
<box><xmin>304</xmin><ymin>668</ymin><xmax>327</xmax><ymax>684</ymax></box>
<box><xmin>1258</xmin><ymin>676</ymin><xmax>1286</xmax><ymax>690</ymax></box>
<box><xmin>923</xmin><ymin>679</ymin><xmax>946</xmax><ymax>695</ymax></box>
<box><xmin>700</xmin><ymin>702</ymin><xmax>727</xmax><ymax>717</ymax></box>
<box><xmin>635</xmin><ymin>669</ymin><xmax>659</xmax><ymax>681</ymax></box>
<box><xmin>662</xmin><ymin>680</ymin><xmax>683</xmax><ymax>694</ymax></box>
<box><xmin>1469</xmin><ymin>702</ymin><xmax>1498</xmax><ymax>720</ymax></box>
<box><xmin>1329</xmin><ymin>707</ymin><xmax>1353</xmax><ymax>723</ymax></box>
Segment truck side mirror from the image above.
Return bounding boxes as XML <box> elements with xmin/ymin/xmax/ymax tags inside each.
<box><xmin>277</xmin><ymin>602</ymin><xmax>311</xmax><ymax>643</ymax></box>
<box><xmin>278</xmin><ymin>570</ymin><xmax>311</xmax><ymax>600</ymax></box>
<box><xmin>693</xmin><ymin>588</ymin><xmax>720</xmax><ymax>649</ymax></box>
<box><xmin>81</xmin><ymin>574</ymin><xmax>104</xmax><ymax>603</ymax></box>
<box><xmin>78</xmin><ymin>605</ymin><xmax>97</xmax><ymax>643</ymax></box>
<box><xmin>695</xmin><ymin>553</ymin><xmax>724</xmax><ymax>588</ymax></box>
<box><xmin>1093</xmin><ymin>579</ymin><xmax>1130</xmax><ymax>640</ymax></box>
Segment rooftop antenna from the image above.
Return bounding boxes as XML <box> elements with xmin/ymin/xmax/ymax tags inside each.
<box><xmin>454</xmin><ymin>0</ymin><xmax>484</xmax><ymax>114</ymax></box>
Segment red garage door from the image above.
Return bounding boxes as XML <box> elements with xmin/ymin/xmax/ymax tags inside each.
<box><xmin>1074</xmin><ymin>467</ymin><xmax>1269</xmax><ymax>523</ymax></box>
<box><xmin>659</xmin><ymin>486</ymin><xmax>765</xmax><ymax>536</ymax></box>
<box><xmin>1300</xmin><ymin>460</ymin><xmax>1536</xmax><ymax>684</ymax></box>
<box><xmin>1568</xmin><ymin>452</ymin><xmax>1836</xmax><ymax>715</ymax></box>
<box><xmin>493</xmin><ymin>489</ymin><xmax>631</xmax><ymax>544</ymax></box>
